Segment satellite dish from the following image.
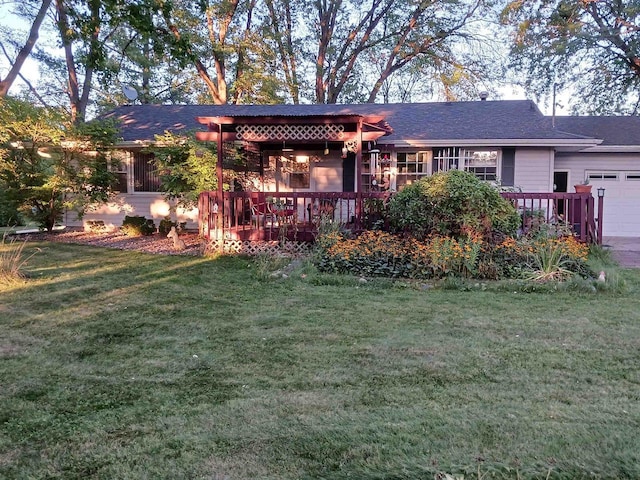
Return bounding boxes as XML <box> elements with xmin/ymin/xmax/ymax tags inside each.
<box><xmin>122</xmin><ymin>84</ymin><xmax>138</xmax><ymax>102</ymax></box>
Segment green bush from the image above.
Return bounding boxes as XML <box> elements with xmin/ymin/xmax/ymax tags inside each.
<box><xmin>158</xmin><ymin>217</ymin><xmax>176</xmax><ymax>235</ymax></box>
<box><xmin>0</xmin><ymin>193</ymin><xmax>23</xmax><ymax>227</ymax></box>
<box><xmin>387</xmin><ymin>170</ymin><xmax>520</xmax><ymax>240</ymax></box>
<box><xmin>121</xmin><ymin>215</ymin><xmax>156</xmax><ymax>236</ymax></box>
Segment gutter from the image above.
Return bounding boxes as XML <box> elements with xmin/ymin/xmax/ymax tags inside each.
<box><xmin>380</xmin><ymin>138</ymin><xmax>603</xmax><ymax>149</ymax></box>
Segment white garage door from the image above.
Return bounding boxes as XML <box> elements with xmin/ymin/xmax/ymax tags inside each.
<box><xmin>587</xmin><ymin>171</ymin><xmax>640</xmax><ymax>236</ymax></box>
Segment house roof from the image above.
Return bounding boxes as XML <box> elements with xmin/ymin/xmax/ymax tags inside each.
<box><xmin>103</xmin><ymin>101</ymin><xmax>603</xmax><ymax>147</ymax></box>
<box><xmin>554</xmin><ymin>116</ymin><xmax>640</xmax><ymax>146</ymax></box>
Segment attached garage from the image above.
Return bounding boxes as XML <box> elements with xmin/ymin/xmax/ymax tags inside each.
<box><xmin>586</xmin><ymin>171</ymin><xmax>640</xmax><ymax>237</ymax></box>
<box><xmin>554</xmin><ymin>116</ymin><xmax>640</xmax><ymax>239</ymax></box>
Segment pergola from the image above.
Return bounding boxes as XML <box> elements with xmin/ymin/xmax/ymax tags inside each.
<box><xmin>194</xmin><ymin>112</ymin><xmax>393</xmax><ymax>199</ymax></box>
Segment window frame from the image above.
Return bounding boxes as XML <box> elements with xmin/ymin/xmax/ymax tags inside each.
<box><xmin>132</xmin><ymin>151</ymin><xmax>162</xmax><ymax>193</ymax></box>
<box><xmin>432</xmin><ymin>147</ymin><xmax>501</xmax><ymax>182</ymax></box>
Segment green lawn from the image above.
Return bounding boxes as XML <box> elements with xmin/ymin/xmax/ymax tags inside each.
<box><xmin>1</xmin><ymin>241</ymin><xmax>640</xmax><ymax>479</ymax></box>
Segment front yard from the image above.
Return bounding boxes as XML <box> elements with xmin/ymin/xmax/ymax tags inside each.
<box><xmin>1</xmin><ymin>241</ymin><xmax>639</xmax><ymax>479</ymax></box>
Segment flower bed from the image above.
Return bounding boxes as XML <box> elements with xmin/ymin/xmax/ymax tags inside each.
<box><xmin>316</xmin><ymin>230</ymin><xmax>592</xmax><ymax>281</ymax></box>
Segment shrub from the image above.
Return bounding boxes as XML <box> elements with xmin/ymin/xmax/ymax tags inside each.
<box><xmin>387</xmin><ymin>170</ymin><xmax>520</xmax><ymax>240</ymax></box>
<box><xmin>0</xmin><ymin>190</ymin><xmax>23</xmax><ymax>227</ymax></box>
<box><xmin>158</xmin><ymin>217</ymin><xmax>180</xmax><ymax>235</ymax></box>
<box><xmin>121</xmin><ymin>215</ymin><xmax>156</xmax><ymax>236</ymax></box>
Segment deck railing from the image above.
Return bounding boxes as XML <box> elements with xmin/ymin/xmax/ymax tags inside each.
<box><xmin>199</xmin><ymin>190</ymin><xmax>602</xmax><ymax>244</ymax></box>
<box><xmin>501</xmin><ymin>192</ymin><xmax>601</xmax><ymax>244</ymax></box>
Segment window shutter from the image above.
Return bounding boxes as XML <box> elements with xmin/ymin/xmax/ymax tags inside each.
<box><xmin>501</xmin><ymin>148</ymin><xmax>515</xmax><ymax>186</ymax></box>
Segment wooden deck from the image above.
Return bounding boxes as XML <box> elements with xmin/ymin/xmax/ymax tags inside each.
<box><xmin>199</xmin><ymin>191</ymin><xmax>603</xmax><ymax>244</ymax></box>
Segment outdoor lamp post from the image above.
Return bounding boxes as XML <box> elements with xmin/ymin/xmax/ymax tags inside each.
<box><xmin>597</xmin><ymin>187</ymin><xmax>605</xmax><ymax>245</ymax></box>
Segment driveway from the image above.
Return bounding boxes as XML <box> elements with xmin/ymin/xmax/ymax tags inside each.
<box><xmin>603</xmin><ymin>237</ymin><xmax>640</xmax><ymax>268</ymax></box>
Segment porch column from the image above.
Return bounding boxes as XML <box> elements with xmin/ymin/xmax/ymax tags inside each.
<box><xmin>356</xmin><ymin>118</ymin><xmax>363</xmax><ymax>228</ymax></box>
<box><xmin>216</xmin><ymin>122</ymin><xmax>224</xmax><ymax>250</ymax></box>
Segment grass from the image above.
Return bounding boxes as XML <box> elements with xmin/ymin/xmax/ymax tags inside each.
<box><xmin>0</xmin><ymin>233</ymin><xmax>39</xmax><ymax>284</ymax></box>
<box><xmin>1</xmin><ymin>241</ymin><xmax>639</xmax><ymax>479</ymax></box>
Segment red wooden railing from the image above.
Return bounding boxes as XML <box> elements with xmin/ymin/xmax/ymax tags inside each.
<box><xmin>199</xmin><ymin>191</ymin><xmax>602</xmax><ymax>244</ymax></box>
<box><xmin>501</xmin><ymin>192</ymin><xmax>600</xmax><ymax>244</ymax></box>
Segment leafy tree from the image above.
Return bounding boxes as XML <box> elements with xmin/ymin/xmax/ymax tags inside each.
<box><xmin>297</xmin><ymin>0</ymin><xmax>494</xmax><ymax>103</ymax></box>
<box><xmin>148</xmin><ymin>132</ymin><xmax>219</xmax><ymax>209</ymax></box>
<box><xmin>502</xmin><ymin>0</ymin><xmax>640</xmax><ymax>114</ymax></box>
<box><xmin>0</xmin><ymin>97</ymin><xmax>121</xmax><ymax>231</ymax></box>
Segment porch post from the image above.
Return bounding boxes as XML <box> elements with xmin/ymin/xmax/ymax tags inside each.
<box><xmin>216</xmin><ymin>122</ymin><xmax>224</xmax><ymax>251</ymax></box>
<box><xmin>597</xmin><ymin>193</ymin><xmax>604</xmax><ymax>245</ymax></box>
<box><xmin>356</xmin><ymin>118</ymin><xmax>363</xmax><ymax>229</ymax></box>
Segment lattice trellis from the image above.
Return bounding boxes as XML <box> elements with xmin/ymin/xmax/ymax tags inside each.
<box><xmin>236</xmin><ymin>124</ymin><xmax>345</xmax><ymax>141</ymax></box>
<box><xmin>205</xmin><ymin>239</ymin><xmax>311</xmax><ymax>257</ymax></box>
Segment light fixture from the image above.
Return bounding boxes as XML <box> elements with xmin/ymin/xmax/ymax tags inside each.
<box><xmin>282</xmin><ymin>141</ymin><xmax>293</xmax><ymax>152</ymax></box>
<box><xmin>324</xmin><ymin>141</ymin><xmax>329</xmax><ymax>155</ymax></box>
<box><xmin>341</xmin><ymin>144</ymin><xmax>348</xmax><ymax>158</ymax></box>
<box><xmin>597</xmin><ymin>187</ymin><xmax>605</xmax><ymax>198</ymax></box>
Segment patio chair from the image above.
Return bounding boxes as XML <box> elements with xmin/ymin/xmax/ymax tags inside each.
<box><xmin>250</xmin><ymin>201</ymin><xmax>275</xmax><ymax>228</ymax></box>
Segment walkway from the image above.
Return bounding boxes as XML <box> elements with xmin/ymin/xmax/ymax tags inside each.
<box><xmin>603</xmin><ymin>237</ymin><xmax>640</xmax><ymax>268</ymax></box>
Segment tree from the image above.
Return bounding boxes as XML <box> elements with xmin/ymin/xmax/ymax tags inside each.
<box><xmin>502</xmin><ymin>0</ymin><xmax>640</xmax><ymax>114</ymax></box>
<box><xmin>297</xmin><ymin>0</ymin><xmax>493</xmax><ymax>104</ymax></box>
<box><xmin>0</xmin><ymin>0</ymin><xmax>52</xmax><ymax>97</ymax></box>
<box><xmin>0</xmin><ymin>97</ymin><xmax>121</xmax><ymax>231</ymax></box>
<box><xmin>148</xmin><ymin>132</ymin><xmax>219</xmax><ymax>210</ymax></box>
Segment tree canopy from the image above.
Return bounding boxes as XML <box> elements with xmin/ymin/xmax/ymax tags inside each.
<box><xmin>1</xmin><ymin>0</ymin><xmax>500</xmax><ymax>115</ymax></box>
<box><xmin>0</xmin><ymin>97</ymin><xmax>121</xmax><ymax>230</ymax></box>
<box><xmin>502</xmin><ymin>0</ymin><xmax>640</xmax><ymax>114</ymax></box>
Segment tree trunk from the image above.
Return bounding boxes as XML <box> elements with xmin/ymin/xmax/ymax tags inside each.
<box><xmin>0</xmin><ymin>0</ymin><xmax>52</xmax><ymax>97</ymax></box>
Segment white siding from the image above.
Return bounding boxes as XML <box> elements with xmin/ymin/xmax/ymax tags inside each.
<box><xmin>64</xmin><ymin>193</ymin><xmax>199</xmax><ymax>230</ymax></box>
<box><xmin>513</xmin><ymin>147</ymin><xmax>554</xmax><ymax>192</ymax></box>
<box><xmin>554</xmin><ymin>152</ymin><xmax>640</xmax><ymax>186</ymax></box>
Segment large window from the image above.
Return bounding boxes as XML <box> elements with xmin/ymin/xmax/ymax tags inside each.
<box><xmin>433</xmin><ymin>147</ymin><xmax>499</xmax><ymax>181</ymax></box>
<box><xmin>133</xmin><ymin>152</ymin><xmax>161</xmax><ymax>192</ymax></box>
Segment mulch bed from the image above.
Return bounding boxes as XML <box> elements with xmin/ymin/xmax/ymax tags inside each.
<box><xmin>21</xmin><ymin>229</ymin><xmax>205</xmax><ymax>256</ymax></box>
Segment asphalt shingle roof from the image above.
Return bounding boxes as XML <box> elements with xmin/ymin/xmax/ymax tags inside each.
<box><xmin>554</xmin><ymin>116</ymin><xmax>640</xmax><ymax>146</ymax></box>
<box><xmin>103</xmin><ymin>101</ymin><xmax>621</xmax><ymax>144</ymax></box>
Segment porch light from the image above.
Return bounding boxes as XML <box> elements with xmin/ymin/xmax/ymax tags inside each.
<box><xmin>282</xmin><ymin>141</ymin><xmax>293</xmax><ymax>152</ymax></box>
<box><xmin>341</xmin><ymin>144</ymin><xmax>348</xmax><ymax>158</ymax></box>
<box><xmin>324</xmin><ymin>141</ymin><xmax>329</xmax><ymax>155</ymax></box>
<box><xmin>597</xmin><ymin>187</ymin><xmax>605</xmax><ymax>198</ymax></box>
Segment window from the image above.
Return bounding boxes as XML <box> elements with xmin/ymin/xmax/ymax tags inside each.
<box><xmin>108</xmin><ymin>151</ymin><xmax>128</xmax><ymax>193</ymax></box>
<box><xmin>133</xmin><ymin>152</ymin><xmax>161</xmax><ymax>192</ymax></box>
<box><xmin>283</xmin><ymin>155</ymin><xmax>310</xmax><ymax>189</ymax></box>
<box><xmin>396</xmin><ymin>152</ymin><xmax>430</xmax><ymax>189</ymax></box>
<box><xmin>587</xmin><ymin>172</ymin><xmax>619</xmax><ymax>181</ymax></box>
<box><xmin>626</xmin><ymin>172</ymin><xmax>640</xmax><ymax>181</ymax></box>
<box><xmin>433</xmin><ymin>147</ymin><xmax>499</xmax><ymax>181</ymax></box>
<box><xmin>361</xmin><ymin>151</ymin><xmax>392</xmax><ymax>192</ymax></box>
<box><xmin>463</xmin><ymin>150</ymin><xmax>498</xmax><ymax>181</ymax></box>
<box><xmin>433</xmin><ymin>147</ymin><xmax>460</xmax><ymax>173</ymax></box>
